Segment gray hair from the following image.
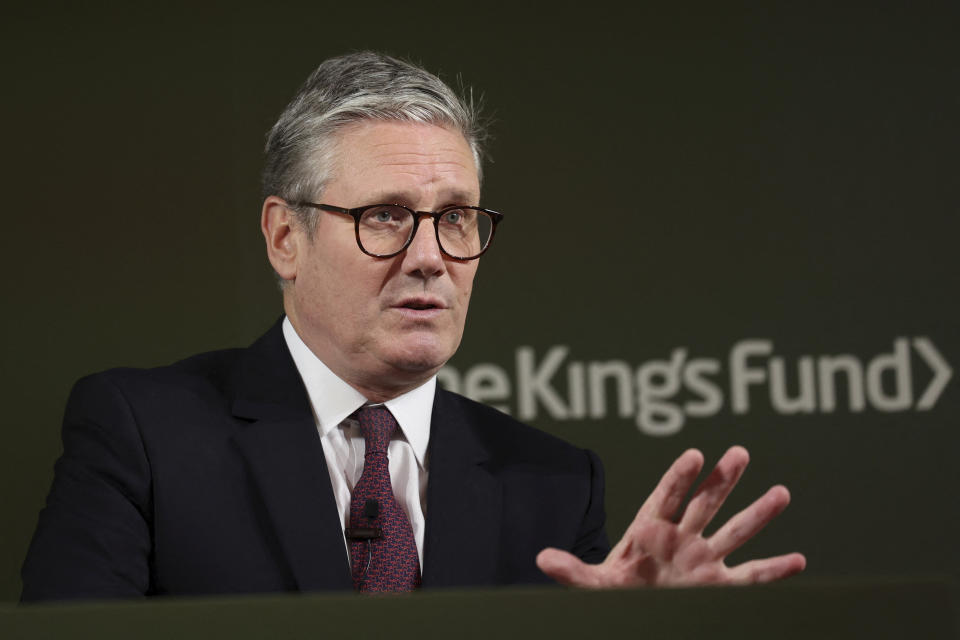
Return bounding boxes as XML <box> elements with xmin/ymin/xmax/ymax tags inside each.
<box><xmin>262</xmin><ymin>51</ymin><xmax>487</xmax><ymax>234</ymax></box>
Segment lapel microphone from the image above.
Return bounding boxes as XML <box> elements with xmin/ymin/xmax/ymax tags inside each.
<box><xmin>346</xmin><ymin>499</ymin><xmax>382</xmax><ymax>540</ymax></box>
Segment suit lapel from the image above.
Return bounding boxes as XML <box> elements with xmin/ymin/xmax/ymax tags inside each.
<box><xmin>228</xmin><ymin>320</ymin><xmax>503</xmax><ymax>590</ymax></box>
<box><xmin>422</xmin><ymin>390</ymin><xmax>502</xmax><ymax>587</ymax></box>
<box><xmin>229</xmin><ymin>319</ymin><xmax>352</xmax><ymax>591</ymax></box>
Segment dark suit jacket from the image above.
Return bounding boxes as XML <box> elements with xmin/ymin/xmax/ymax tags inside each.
<box><xmin>21</xmin><ymin>320</ymin><xmax>609</xmax><ymax>601</ymax></box>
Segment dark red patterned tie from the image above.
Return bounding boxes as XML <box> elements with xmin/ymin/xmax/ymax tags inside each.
<box><xmin>348</xmin><ymin>405</ymin><xmax>422</xmax><ymax>592</ymax></box>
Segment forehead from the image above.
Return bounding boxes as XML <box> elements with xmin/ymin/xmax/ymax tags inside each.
<box><xmin>326</xmin><ymin>121</ymin><xmax>480</xmax><ymax>204</ymax></box>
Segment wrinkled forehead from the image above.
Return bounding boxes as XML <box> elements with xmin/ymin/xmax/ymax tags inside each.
<box><xmin>324</xmin><ymin>121</ymin><xmax>481</xmax><ymax>205</ymax></box>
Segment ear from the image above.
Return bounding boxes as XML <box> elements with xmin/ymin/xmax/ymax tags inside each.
<box><xmin>261</xmin><ymin>196</ymin><xmax>303</xmax><ymax>282</ymax></box>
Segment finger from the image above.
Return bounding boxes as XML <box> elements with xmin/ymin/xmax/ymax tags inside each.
<box><xmin>726</xmin><ymin>552</ymin><xmax>807</xmax><ymax>584</ymax></box>
<box><xmin>610</xmin><ymin>514</ymin><xmax>680</xmax><ymax>563</ymax></box>
<box><xmin>536</xmin><ymin>548</ymin><xmax>602</xmax><ymax>588</ymax></box>
<box><xmin>708</xmin><ymin>484</ymin><xmax>791</xmax><ymax>557</ymax></box>
<box><xmin>638</xmin><ymin>449</ymin><xmax>705</xmax><ymax>521</ymax></box>
<box><xmin>678</xmin><ymin>445</ymin><xmax>750</xmax><ymax>534</ymax></box>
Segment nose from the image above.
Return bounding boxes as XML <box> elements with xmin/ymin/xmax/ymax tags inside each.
<box><xmin>402</xmin><ymin>215</ymin><xmax>445</xmax><ymax>278</ymax></box>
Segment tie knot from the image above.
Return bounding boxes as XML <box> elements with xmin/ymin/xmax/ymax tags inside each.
<box><xmin>355</xmin><ymin>405</ymin><xmax>398</xmax><ymax>454</ymax></box>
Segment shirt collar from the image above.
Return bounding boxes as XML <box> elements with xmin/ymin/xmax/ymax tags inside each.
<box><xmin>282</xmin><ymin>317</ymin><xmax>434</xmax><ymax>467</ymax></box>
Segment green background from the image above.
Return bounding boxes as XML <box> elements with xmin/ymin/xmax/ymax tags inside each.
<box><xmin>2</xmin><ymin>2</ymin><xmax>957</xmax><ymax>603</ymax></box>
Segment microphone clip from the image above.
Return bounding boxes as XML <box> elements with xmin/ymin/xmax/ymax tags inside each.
<box><xmin>345</xmin><ymin>526</ymin><xmax>382</xmax><ymax>541</ymax></box>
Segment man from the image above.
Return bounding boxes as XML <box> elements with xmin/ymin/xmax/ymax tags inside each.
<box><xmin>21</xmin><ymin>52</ymin><xmax>805</xmax><ymax>600</ymax></box>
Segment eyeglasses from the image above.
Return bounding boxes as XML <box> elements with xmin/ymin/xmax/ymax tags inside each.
<box><xmin>293</xmin><ymin>202</ymin><xmax>504</xmax><ymax>260</ymax></box>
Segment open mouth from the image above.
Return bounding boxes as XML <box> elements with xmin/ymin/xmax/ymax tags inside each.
<box><xmin>403</xmin><ymin>301</ymin><xmax>439</xmax><ymax>310</ymax></box>
<box><xmin>396</xmin><ymin>297</ymin><xmax>444</xmax><ymax>312</ymax></box>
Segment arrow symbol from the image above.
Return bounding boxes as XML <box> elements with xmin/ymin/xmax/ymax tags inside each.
<box><xmin>913</xmin><ymin>337</ymin><xmax>952</xmax><ymax>410</ymax></box>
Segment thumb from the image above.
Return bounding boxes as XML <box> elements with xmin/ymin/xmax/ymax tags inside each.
<box><xmin>536</xmin><ymin>548</ymin><xmax>601</xmax><ymax>588</ymax></box>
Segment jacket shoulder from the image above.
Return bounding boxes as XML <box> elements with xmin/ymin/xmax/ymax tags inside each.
<box><xmin>436</xmin><ymin>388</ymin><xmax>593</xmax><ymax>470</ymax></box>
<box><xmin>81</xmin><ymin>346</ymin><xmax>244</xmax><ymax>392</ymax></box>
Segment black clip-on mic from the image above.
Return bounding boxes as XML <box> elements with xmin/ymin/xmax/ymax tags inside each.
<box><xmin>346</xmin><ymin>499</ymin><xmax>381</xmax><ymax>576</ymax></box>
<box><xmin>346</xmin><ymin>498</ymin><xmax>382</xmax><ymax>541</ymax></box>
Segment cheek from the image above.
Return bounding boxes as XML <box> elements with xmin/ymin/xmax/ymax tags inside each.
<box><xmin>296</xmin><ymin>245</ymin><xmax>365</xmax><ymax>322</ymax></box>
<box><xmin>453</xmin><ymin>264</ymin><xmax>478</xmax><ymax>305</ymax></box>
<box><xmin>309</xmin><ymin>266</ymin><xmax>378</xmax><ymax>324</ymax></box>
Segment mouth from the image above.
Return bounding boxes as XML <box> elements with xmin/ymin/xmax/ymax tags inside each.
<box><xmin>392</xmin><ymin>297</ymin><xmax>447</xmax><ymax>314</ymax></box>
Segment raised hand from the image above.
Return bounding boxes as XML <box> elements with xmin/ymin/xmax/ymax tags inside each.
<box><xmin>536</xmin><ymin>446</ymin><xmax>806</xmax><ymax>588</ymax></box>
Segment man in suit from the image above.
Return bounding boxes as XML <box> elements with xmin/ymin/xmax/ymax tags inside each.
<box><xmin>22</xmin><ymin>52</ymin><xmax>805</xmax><ymax>600</ymax></box>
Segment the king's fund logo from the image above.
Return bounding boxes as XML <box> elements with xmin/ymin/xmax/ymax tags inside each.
<box><xmin>439</xmin><ymin>338</ymin><xmax>952</xmax><ymax>436</ymax></box>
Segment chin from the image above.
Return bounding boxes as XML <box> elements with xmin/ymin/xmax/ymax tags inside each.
<box><xmin>390</xmin><ymin>353</ymin><xmax>448</xmax><ymax>375</ymax></box>
<box><xmin>384</xmin><ymin>339</ymin><xmax>457</xmax><ymax>375</ymax></box>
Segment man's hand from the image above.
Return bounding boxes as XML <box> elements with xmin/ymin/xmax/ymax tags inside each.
<box><xmin>536</xmin><ymin>446</ymin><xmax>806</xmax><ymax>588</ymax></box>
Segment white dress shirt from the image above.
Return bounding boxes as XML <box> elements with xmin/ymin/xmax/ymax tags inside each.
<box><xmin>282</xmin><ymin>317</ymin><xmax>432</xmax><ymax>567</ymax></box>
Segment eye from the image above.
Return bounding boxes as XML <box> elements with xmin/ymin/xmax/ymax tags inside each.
<box><xmin>361</xmin><ymin>205</ymin><xmax>408</xmax><ymax>227</ymax></box>
<box><xmin>442</xmin><ymin>209</ymin><xmax>463</xmax><ymax>224</ymax></box>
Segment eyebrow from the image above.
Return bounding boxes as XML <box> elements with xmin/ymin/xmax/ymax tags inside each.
<box><xmin>361</xmin><ymin>190</ymin><xmax>480</xmax><ymax>208</ymax></box>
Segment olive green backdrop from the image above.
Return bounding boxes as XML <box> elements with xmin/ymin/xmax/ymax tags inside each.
<box><xmin>2</xmin><ymin>2</ymin><xmax>957</xmax><ymax>604</ymax></box>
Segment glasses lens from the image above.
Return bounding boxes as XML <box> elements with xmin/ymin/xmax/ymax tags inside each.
<box><xmin>357</xmin><ymin>205</ymin><xmax>414</xmax><ymax>256</ymax></box>
<box><xmin>437</xmin><ymin>208</ymin><xmax>494</xmax><ymax>259</ymax></box>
